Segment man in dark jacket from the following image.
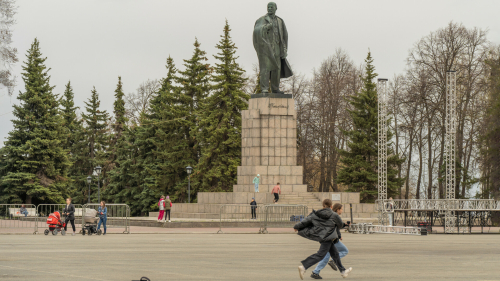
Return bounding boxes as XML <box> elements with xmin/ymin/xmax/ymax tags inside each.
<box><xmin>63</xmin><ymin>198</ymin><xmax>76</xmax><ymax>236</ymax></box>
<box><xmin>294</xmin><ymin>199</ymin><xmax>351</xmax><ymax>279</ymax></box>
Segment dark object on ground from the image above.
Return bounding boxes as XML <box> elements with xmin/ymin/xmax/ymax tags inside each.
<box><xmin>310</xmin><ymin>272</ymin><xmax>322</xmax><ymax>279</ymax></box>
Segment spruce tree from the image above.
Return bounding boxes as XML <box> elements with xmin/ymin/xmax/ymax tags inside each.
<box><xmin>337</xmin><ymin>52</ymin><xmax>404</xmax><ymax>202</ymax></box>
<box><xmin>0</xmin><ymin>39</ymin><xmax>70</xmax><ymax>204</ymax></box>
<box><xmin>112</xmin><ymin>76</ymin><xmax>127</xmax><ymax>140</ymax></box>
<box><xmin>80</xmin><ymin>87</ymin><xmax>109</xmax><ymax>203</ymax></box>
<box><xmin>105</xmin><ymin>124</ymin><xmax>143</xmax><ymax>214</ymax></box>
<box><xmin>193</xmin><ymin>20</ymin><xmax>249</xmax><ymax>192</ymax></box>
<box><xmin>60</xmin><ymin>81</ymin><xmax>86</xmax><ymax>200</ymax></box>
<box><xmin>174</xmin><ymin>39</ymin><xmax>211</xmax><ymax>202</ymax></box>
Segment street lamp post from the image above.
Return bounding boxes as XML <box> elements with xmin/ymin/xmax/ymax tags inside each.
<box><xmin>95</xmin><ymin>165</ymin><xmax>102</xmax><ymax>203</ymax></box>
<box><xmin>86</xmin><ymin>176</ymin><xmax>92</xmax><ymax>204</ymax></box>
<box><xmin>186</xmin><ymin>166</ymin><xmax>193</xmax><ymax>203</ymax></box>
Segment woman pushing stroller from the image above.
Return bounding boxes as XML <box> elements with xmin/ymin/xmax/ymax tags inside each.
<box><xmin>294</xmin><ymin>198</ymin><xmax>352</xmax><ymax>279</ymax></box>
<box><xmin>97</xmin><ymin>201</ymin><xmax>107</xmax><ymax>235</ymax></box>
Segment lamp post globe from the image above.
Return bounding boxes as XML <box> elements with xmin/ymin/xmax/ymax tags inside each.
<box><xmin>95</xmin><ymin>165</ymin><xmax>102</xmax><ymax>175</ymax></box>
<box><xmin>186</xmin><ymin>166</ymin><xmax>193</xmax><ymax>203</ymax></box>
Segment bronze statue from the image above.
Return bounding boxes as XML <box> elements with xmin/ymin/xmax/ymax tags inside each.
<box><xmin>253</xmin><ymin>2</ymin><xmax>293</xmax><ymax>94</ymax></box>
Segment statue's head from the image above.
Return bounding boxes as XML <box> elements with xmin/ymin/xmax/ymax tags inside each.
<box><xmin>267</xmin><ymin>2</ymin><xmax>277</xmax><ymax>15</ymax></box>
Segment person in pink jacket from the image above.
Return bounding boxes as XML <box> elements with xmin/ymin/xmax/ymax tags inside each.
<box><xmin>158</xmin><ymin>195</ymin><xmax>165</xmax><ymax>222</ymax></box>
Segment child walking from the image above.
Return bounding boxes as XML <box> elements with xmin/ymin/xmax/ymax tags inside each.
<box><xmin>158</xmin><ymin>195</ymin><xmax>165</xmax><ymax>222</ymax></box>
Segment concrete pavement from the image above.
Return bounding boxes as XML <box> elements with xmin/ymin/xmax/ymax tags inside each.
<box><xmin>0</xmin><ymin>233</ymin><xmax>499</xmax><ymax>280</ymax></box>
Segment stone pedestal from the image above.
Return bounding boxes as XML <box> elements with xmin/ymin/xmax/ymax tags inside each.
<box><xmin>234</xmin><ymin>97</ymin><xmax>307</xmax><ymax>194</ymax></box>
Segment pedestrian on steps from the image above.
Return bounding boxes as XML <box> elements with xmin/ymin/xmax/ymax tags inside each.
<box><xmin>158</xmin><ymin>195</ymin><xmax>165</xmax><ymax>222</ymax></box>
<box><xmin>271</xmin><ymin>183</ymin><xmax>281</xmax><ymax>203</ymax></box>
<box><xmin>253</xmin><ymin>174</ymin><xmax>260</xmax><ymax>192</ymax></box>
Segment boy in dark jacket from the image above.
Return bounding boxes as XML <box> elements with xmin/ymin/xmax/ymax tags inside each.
<box><xmin>250</xmin><ymin>198</ymin><xmax>257</xmax><ymax>219</ymax></box>
<box><xmin>294</xmin><ymin>199</ymin><xmax>352</xmax><ymax>279</ymax></box>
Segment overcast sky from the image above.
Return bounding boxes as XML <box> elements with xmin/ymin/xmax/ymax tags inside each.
<box><xmin>1</xmin><ymin>0</ymin><xmax>499</xmax><ymax>146</ymax></box>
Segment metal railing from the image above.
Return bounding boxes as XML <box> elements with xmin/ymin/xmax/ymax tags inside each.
<box><xmin>0</xmin><ymin>204</ymin><xmax>38</xmax><ymax>234</ymax></box>
<box><xmin>82</xmin><ymin>204</ymin><xmax>130</xmax><ymax>234</ymax></box>
<box><xmin>376</xmin><ymin>199</ymin><xmax>500</xmax><ymax>212</ymax></box>
<box><xmin>217</xmin><ymin>204</ymin><xmax>264</xmax><ymax>234</ymax></box>
<box><xmin>35</xmin><ymin>204</ymin><xmax>82</xmax><ymax>234</ymax></box>
<box><xmin>349</xmin><ymin>223</ymin><xmax>422</xmax><ymax>235</ymax></box>
<box><xmin>260</xmin><ymin>204</ymin><xmax>308</xmax><ymax>234</ymax></box>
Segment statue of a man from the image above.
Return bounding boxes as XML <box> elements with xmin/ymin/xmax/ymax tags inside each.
<box><xmin>253</xmin><ymin>2</ymin><xmax>293</xmax><ymax>94</ymax></box>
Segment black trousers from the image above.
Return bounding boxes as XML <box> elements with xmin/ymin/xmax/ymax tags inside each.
<box><xmin>251</xmin><ymin>208</ymin><xmax>256</xmax><ymax>218</ymax></box>
<box><xmin>301</xmin><ymin>240</ymin><xmax>346</xmax><ymax>272</ymax></box>
<box><xmin>165</xmin><ymin>210</ymin><xmax>171</xmax><ymax>220</ymax></box>
<box><xmin>64</xmin><ymin>218</ymin><xmax>75</xmax><ymax>232</ymax></box>
<box><xmin>274</xmin><ymin>193</ymin><xmax>279</xmax><ymax>202</ymax></box>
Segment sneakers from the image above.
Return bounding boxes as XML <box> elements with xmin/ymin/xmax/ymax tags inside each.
<box><xmin>310</xmin><ymin>272</ymin><xmax>322</xmax><ymax>279</ymax></box>
<box><xmin>341</xmin><ymin>267</ymin><xmax>352</xmax><ymax>278</ymax></box>
<box><xmin>328</xmin><ymin>260</ymin><xmax>338</xmax><ymax>271</ymax></box>
<box><xmin>72</xmin><ymin>232</ymin><xmax>75</xmax><ymax>236</ymax></box>
<box><xmin>298</xmin><ymin>265</ymin><xmax>306</xmax><ymax>280</ymax></box>
<box><xmin>168</xmin><ymin>220</ymin><xmax>171</xmax><ymax>222</ymax></box>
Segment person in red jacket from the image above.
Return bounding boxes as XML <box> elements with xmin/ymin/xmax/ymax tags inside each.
<box><xmin>157</xmin><ymin>196</ymin><xmax>165</xmax><ymax>222</ymax></box>
<box><xmin>271</xmin><ymin>182</ymin><xmax>281</xmax><ymax>204</ymax></box>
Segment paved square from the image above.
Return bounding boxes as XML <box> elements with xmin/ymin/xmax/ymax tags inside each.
<box><xmin>0</xmin><ymin>232</ymin><xmax>498</xmax><ymax>280</ymax></box>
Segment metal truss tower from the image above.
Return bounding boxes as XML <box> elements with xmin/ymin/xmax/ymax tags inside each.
<box><xmin>377</xmin><ymin>78</ymin><xmax>388</xmax><ymax>225</ymax></box>
<box><xmin>445</xmin><ymin>71</ymin><xmax>457</xmax><ymax>233</ymax></box>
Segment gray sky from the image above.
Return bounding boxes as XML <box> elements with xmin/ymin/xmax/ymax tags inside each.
<box><xmin>1</xmin><ymin>0</ymin><xmax>499</xmax><ymax>146</ymax></box>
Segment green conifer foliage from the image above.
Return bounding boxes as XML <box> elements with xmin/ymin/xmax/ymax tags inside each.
<box><xmin>60</xmin><ymin>81</ymin><xmax>86</xmax><ymax>200</ymax></box>
<box><xmin>174</xmin><ymin>39</ymin><xmax>211</xmax><ymax>201</ymax></box>
<box><xmin>193</xmin><ymin>20</ymin><xmax>249</xmax><ymax>192</ymax></box>
<box><xmin>112</xmin><ymin>76</ymin><xmax>127</xmax><ymax>139</ymax></box>
<box><xmin>80</xmin><ymin>87</ymin><xmax>109</xmax><ymax>202</ymax></box>
<box><xmin>0</xmin><ymin>39</ymin><xmax>70</xmax><ymax>204</ymax></box>
<box><xmin>337</xmin><ymin>52</ymin><xmax>404</xmax><ymax>202</ymax></box>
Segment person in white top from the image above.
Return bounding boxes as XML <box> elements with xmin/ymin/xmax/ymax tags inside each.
<box><xmin>157</xmin><ymin>195</ymin><xmax>165</xmax><ymax>222</ymax></box>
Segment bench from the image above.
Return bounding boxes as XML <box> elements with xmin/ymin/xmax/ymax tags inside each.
<box><xmin>8</xmin><ymin>208</ymin><xmax>37</xmax><ymax>218</ymax></box>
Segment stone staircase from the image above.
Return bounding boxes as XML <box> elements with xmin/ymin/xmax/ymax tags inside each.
<box><xmin>278</xmin><ymin>192</ymin><xmax>323</xmax><ymax>211</ymax></box>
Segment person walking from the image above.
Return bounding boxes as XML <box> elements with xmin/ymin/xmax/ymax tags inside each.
<box><xmin>97</xmin><ymin>201</ymin><xmax>107</xmax><ymax>235</ymax></box>
<box><xmin>164</xmin><ymin>195</ymin><xmax>172</xmax><ymax>222</ymax></box>
<box><xmin>158</xmin><ymin>196</ymin><xmax>165</xmax><ymax>222</ymax></box>
<box><xmin>63</xmin><ymin>198</ymin><xmax>76</xmax><ymax>236</ymax></box>
<box><xmin>294</xmin><ymin>199</ymin><xmax>352</xmax><ymax>280</ymax></box>
<box><xmin>253</xmin><ymin>174</ymin><xmax>260</xmax><ymax>192</ymax></box>
<box><xmin>250</xmin><ymin>198</ymin><xmax>258</xmax><ymax>219</ymax></box>
<box><xmin>271</xmin><ymin>182</ymin><xmax>281</xmax><ymax>203</ymax></box>
<box><xmin>310</xmin><ymin>203</ymin><xmax>351</xmax><ymax>279</ymax></box>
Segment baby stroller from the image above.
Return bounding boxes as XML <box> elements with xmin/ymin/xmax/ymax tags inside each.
<box><xmin>82</xmin><ymin>209</ymin><xmax>102</xmax><ymax>236</ymax></box>
<box><xmin>44</xmin><ymin>211</ymin><xmax>67</xmax><ymax>236</ymax></box>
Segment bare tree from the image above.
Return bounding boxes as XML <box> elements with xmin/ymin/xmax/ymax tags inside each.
<box><xmin>406</xmin><ymin>22</ymin><xmax>489</xmax><ymax>198</ymax></box>
<box><xmin>307</xmin><ymin>49</ymin><xmax>361</xmax><ymax>191</ymax></box>
<box><xmin>125</xmin><ymin>79</ymin><xmax>160</xmax><ymax>125</ymax></box>
<box><xmin>0</xmin><ymin>0</ymin><xmax>17</xmax><ymax>96</ymax></box>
